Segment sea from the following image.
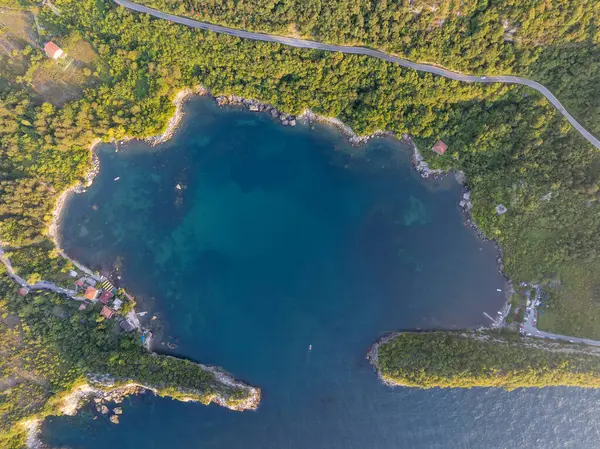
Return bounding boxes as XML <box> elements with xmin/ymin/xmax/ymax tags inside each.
<box><xmin>46</xmin><ymin>96</ymin><xmax>600</xmax><ymax>449</ymax></box>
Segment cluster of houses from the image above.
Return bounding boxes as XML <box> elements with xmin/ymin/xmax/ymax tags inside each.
<box><xmin>74</xmin><ymin>276</ymin><xmax>136</xmax><ymax>332</ymax></box>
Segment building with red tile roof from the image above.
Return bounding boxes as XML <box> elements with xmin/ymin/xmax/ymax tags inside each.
<box><xmin>98</xmin><ymin>290</ymin><xmax>114</xmax><ymax>304</ymax></box>
<box><xmin>78</xmin><ymin>303</ymin><xmax>88</xmax><ymax>311</ymax></box>
<box><xmin>100</xmin><ymin>306</ymin><xmax>115</xmax><ymax>319</ymax></box>
<box><xmin>18</xmin><ymin>287</ymin><xmax>29</xmax><ymax>296</ymax></box>
<box><xmin>44</xmin><ymin>41</ymin><xmax>64</xmax><ymax>60</ymax></box>
<box><xmin>431</xmin><ymin>140</ymin><xmax>448</xmax><ymax>155</ymax></box>
<box><xmin>83</xmin><ymin>286</ymin><xmax>99</xmax><ymax>300</ymax></box>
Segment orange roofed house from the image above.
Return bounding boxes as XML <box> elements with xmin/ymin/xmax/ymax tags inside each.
<box><xmin>431</xmin><ymin>140</ymin><xmax>448</xmax><ymax>155</ymax></box>
<box><xmin>44</xmin><ymin>41</ymin><xmax>64</xmax><ymax>60</ymax></box>
<box><xmin>100</xmin><ymin>306</ymin><xmax>115</xmax><ymax>319</ymax></box>
<box><xmin>83</xmin><ymin>286</ymin><xmax>99</xmax><ymax>300</ymax></box>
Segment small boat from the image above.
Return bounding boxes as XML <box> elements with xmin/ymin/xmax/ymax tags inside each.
<box><xmin>308</xmin><ymin>344</ymin><xmax>312</xmax><ymax>351</ymax></box>
<box><xmin>114</xmin><ymin>177</ymin><xmax>120</xmax><ymax>181</ymax></box>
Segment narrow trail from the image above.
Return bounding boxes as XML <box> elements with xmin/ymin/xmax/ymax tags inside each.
<box><xmin>113</xmin><ymin>0</ymin><xmax>600</xmax><ymax>151</ymax></box>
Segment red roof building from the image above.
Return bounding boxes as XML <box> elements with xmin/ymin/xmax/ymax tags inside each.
<box><xmin>431</xmin><ymin>140</ymin><xmax>448</xmax><ymax>155</ymax></box>
<box><xmin>17</xmin><ymin>287</ymin><xmax>29</xmax><ymax>296</ymax></box>
<box><xmin>83</xmin><ymin>286</ymin><xmax>99</xmax><ymax>300</ymax></box>
<box><xmin>98</xmin><ymin>290</ymin><xmax>114</xmax><ymax>304</ymax></box>
<box><xmin>44</xmin><ymin>41</ymin><xmax>64</xmax><ymax>60</ymax></box>
<box><xmin>78</xmin><ymin>302</ymin><xmax>88</xmax><ymax>311</ymax></box>
<box><xmin>75</xmin><ymin>278</ymin><xmax>85</xmax><ymax>287</ymax></box>
<box><xmin>100</xmin><ymin>306</ymin><xmax>115</xmax><ymax>319</ymax></box>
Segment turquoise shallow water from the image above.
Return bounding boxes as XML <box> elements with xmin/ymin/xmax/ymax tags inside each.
<box><xmin>48</xmin><ymin>97</ymin><xmax>600</xmax><ymax>449</ymax></box>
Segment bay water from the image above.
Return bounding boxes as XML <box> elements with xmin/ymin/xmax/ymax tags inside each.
<box><xmin>46</xmin><ymin>97</ymin><xmax>600</xmax><ymax>448</ymax></box>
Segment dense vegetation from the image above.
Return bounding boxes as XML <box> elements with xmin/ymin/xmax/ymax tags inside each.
<box><xmin>139</xmin><ymin>0</ymin><xmax>600</xmax><ymax>135</ymax></box>
<box><xmin>0</xmin><ymin>270</ymin><xmax>255</xmax><ymax>449</ymax></box>
<box><xmin>374</xmin><ymin>331</ymin><xmax>600</xmax><ymax>390</ymax></box>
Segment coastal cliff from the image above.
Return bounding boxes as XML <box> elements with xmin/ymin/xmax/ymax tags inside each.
<box><xmin>368</xmin><ymin>330</ymin><xmax>600</xmax><ymax>390</ymax></box>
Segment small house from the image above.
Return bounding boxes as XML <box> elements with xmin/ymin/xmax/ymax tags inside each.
<box><xmin>431</xmin><ymin>140</ymin><xmax>448</xmax><ymax>155</ymax></box>
<box><xmin>83</xmin><ymin>286</ymin><xmax>99</xmax><ymax>300</ymax></box>
<box><xmin>112</xmin><ymin>298</ymin><xmax>123</xmax><ymax>310</ymax></box>
<box><xmin>17</xmin><ymin>287</ymin><xmax>29</xmax><ymax>296</ymax></box>
<box><xmin>44</xmin><ymin>41</ymin><xmax>64</xmax><ymax>60</ymax></box>
<box><xmin>98</xmin><ymin>290</ymin><xmax>114</xmax><ymax>304</ymax></box>
<box><xmin>78</xmin><ymin>302</ymin><xmax>88</xmax><ymax>311</ymax></box>
<box><xmin>75</xmin><ymin>278</ymin><xmax>85</xmax><ymax>287</ymax></box>
<box><xmin>100</xmin><ymin>306</ymin><xmax>115</xmax><ymax>319</ymax></box>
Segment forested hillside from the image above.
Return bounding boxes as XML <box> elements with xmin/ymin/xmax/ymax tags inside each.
<box><xmin>138</xmin><ymin>0</ymin><xmax>600</xmax><ymax>136</ymax></box>
<box><xmin>373</xmin><ymin>330</ymin><xmax>600</xmax><ymax>389</ymax></box>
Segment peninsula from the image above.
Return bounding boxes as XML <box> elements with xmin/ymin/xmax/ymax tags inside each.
<box><xmin>369</xmin><ymin>330</ymin><xmax>600</xmax><ymax>390</ymax></box>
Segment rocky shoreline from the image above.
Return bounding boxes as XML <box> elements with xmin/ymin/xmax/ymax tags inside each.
<box><xmin>366</xmin><ymin>332</ymin><xmax>403</xmax><ymax>388</ymax></box>
<box><xmin>25</xmin><ymin>368</ymin><xmax>260</xmax><ymax>449</ymax></box>
<box><xmin>47</xmin><ymin>139</ymin><xmax>101</xmax><ymax>281</ymax></box>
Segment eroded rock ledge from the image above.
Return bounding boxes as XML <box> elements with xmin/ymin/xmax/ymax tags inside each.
<box><xmin>25</xmin><ymin>360</ymin><xmax>259</xmax><ymax>448</ymax></box>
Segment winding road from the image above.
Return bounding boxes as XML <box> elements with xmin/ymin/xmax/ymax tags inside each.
<box><xmin>0</xmin><ymin>248</ymin><xmax>81</xmax><ymax>297</ymax></box>
<box><xmin>113</xmin><ymin>0</ymin><xmax>600</xmax><ymax>151</ymax></box>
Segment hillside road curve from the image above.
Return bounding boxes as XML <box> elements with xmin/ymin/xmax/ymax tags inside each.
<box><xmin>112</xmin><ymin>0</ymin><xmax>600</xmax><ymax>151</ymax></box>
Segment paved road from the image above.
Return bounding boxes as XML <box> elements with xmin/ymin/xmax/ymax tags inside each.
<box><xmin>0</xmin><ymin>247</ymin><xmax>82</xmax><ymax>298</ymax></box>
<box><xmin>521</xmin><ymin>287</ymin><xmax>600</xmax><ymax>347</ymax></box>
<box><xmin>113</xmin><ymin>0</ymin><xmax>600</xmax><ymax>151</ymax></box>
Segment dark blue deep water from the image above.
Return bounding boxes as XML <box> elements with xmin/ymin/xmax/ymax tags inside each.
<box><xmin>47</xmin><ymin>97</ymin><xmax>600</xmax><ymax>449</ymax></box>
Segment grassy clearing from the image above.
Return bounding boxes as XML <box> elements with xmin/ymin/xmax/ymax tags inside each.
<box><xmin>0</xmin><ymin>7</ymin><xmax>37</xmax><ymax>44</ymax></box>
<box><xmin>537</xmin><ymin>262</ymin><xmax>600</xmax><ymax>340</ymax></box>
<box><xmin>28</xmin><ymin>33</ymin><xmax>105</xmax><ymax>105</ymax></box>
